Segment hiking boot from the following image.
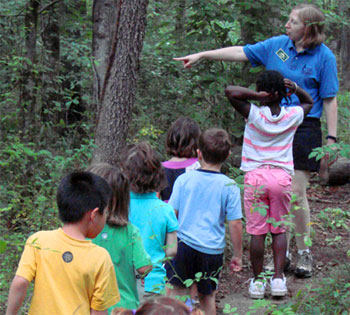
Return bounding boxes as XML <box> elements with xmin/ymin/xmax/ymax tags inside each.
<box><xmin>264</xmin><ymin>253</ymin><xmax>292</xmax><ymax>273</ymax></box>
<box><xmin>249</xmin><ymin>278</ymin><xmax>266</xmax><ymax>299</ymax></box>
<box><xmin>294</xmin><ymin>252</ymin><xmax>313</xmax><ymax>278</ymax></box>
<box><xmin>270</xmin><ymin>276</ymin><xmax>288</xmax><ymax>297</ymax></box>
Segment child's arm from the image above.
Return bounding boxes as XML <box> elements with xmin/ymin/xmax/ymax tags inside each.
<box><xmin>225</xmin><ymin>86</ymin><xmax>271</xmax><ymax>118</ymax></box>
<box><xmin>136</xmin><ymin>264</ymin><xmax>153</xmax><ymax>277</ymax></box>
<box><xmin>284</xmin><ymin>79</ymin><xmax>313</xmax><ymax>116</ymax></box>
<box><xmin>228</xmin><ymin>219</ymin><xmax>243</xmax><ymax>272</ymax></box>
<box><xmin>165</xmin><ymin>231</ymin><xmax>177</xmax><ymax>257</ymax></box>
<box><xmin>6</xmin><ymin>276</ymin><xmax>29</xmax><ymax>315</ymax></box>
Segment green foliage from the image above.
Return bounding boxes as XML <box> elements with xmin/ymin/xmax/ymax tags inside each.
<box><xmin>317</xmin><ymin>207</ymin><xmax>350</xmax><ymax>231</ymax></box>
<box><xmin>293</xmin><ymin>264</ymin><xmax>350</xmax><ymax>314</ymax></box>
<box><xmin>1</xmin><ymin>0</ymin><xmax>350</xmax><ymax>313</ymax></box>
<box><xmin>223</xmin><ymin>303</ymin><xmax>238</xmax><ymax>314</ymax></box>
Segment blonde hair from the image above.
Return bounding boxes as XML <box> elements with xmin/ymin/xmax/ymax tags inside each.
<box><xmin>86</xmin><ymin>163</ymin><xmax>130</xmax><ymax>227</ymax></box>
<box><xmin>293</xmin><ymin>3</ymin><xmax>325</xmax><ymax>49</ymax></box>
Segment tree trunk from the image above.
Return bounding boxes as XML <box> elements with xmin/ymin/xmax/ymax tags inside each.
<box><xmin>20</xmin><ymin>0</ymin><xmax>40</xmax><ymax>138</ymax></box>
<box><xmin>327</xmin><ymin>157</ymin><xmax>350</xmax><ymax>186</ymax></box>
<box><xmin>41</xmin><ymin>0</ymin><xmax>60</xmax><ymax>125</ymax></box>
<box><xmin>92</xmin><ymin>0</ymin><xmax>149</xmax><ymax>165</ymax></box>
<box><xmin>337</xmin><ymin>0</ymin><xmax>350</xmax><ymax>91</ymax></box>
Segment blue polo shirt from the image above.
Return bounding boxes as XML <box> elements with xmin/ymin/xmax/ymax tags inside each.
<box><xmin>243</xmin><ymin>35</ymin><xmax>338</xmax><ymax>118</ymax></box>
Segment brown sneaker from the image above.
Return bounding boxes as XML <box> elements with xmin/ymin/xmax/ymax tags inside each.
<box><xmin>294</xmin><ymin>252</ymin><xmax>313</xmax><ymax>278</ymax></box>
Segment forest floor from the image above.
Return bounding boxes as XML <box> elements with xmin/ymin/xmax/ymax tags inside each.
<box><xmin>216</xmin><ymin>179</ymin><xmax>350</xmax><ymax>315</ymax></box>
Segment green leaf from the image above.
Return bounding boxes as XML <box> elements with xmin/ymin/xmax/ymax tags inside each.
<box><xmin>0</xmin><ymin>240</ymin><xmax>7</xmax><ymax>254</ymax></box>
<box><xmin>304</xmin><ymin>236</ymin><xmax>312</xmax><ymax>247</ymax></box>
<box><xmin>183</xmin><ymin>279</ymin><xmax>194</xmax><ymax>287</ymax></box>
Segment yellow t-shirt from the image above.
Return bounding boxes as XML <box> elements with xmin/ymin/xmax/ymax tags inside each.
<box><xmin>16</xmin><ymin>228</ymin><xmax>120</xmax><ymax>314</ymax></box>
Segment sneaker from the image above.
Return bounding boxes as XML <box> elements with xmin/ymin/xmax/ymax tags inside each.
<box><xmin>249</xmin><ymin>278</ymin><xmax>266</xmax><ymax>299</ymax></box>
<box><xmin>264</xmin><ymin>253</ymin><xmax>292</xmax><ymax>273</ymax></box>
<box><xmin>270</xmin><ymin>276</ymin><xmax>288</xmax><ymax>297</ymax></box>
<box><xmin>294</xmin><ymin>252</ymin><xmax>313</xmax><ymax>278</ymax></box>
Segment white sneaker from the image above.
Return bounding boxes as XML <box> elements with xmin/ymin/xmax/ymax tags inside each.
<box><xmin>249</xmin><ymin>278</ymin><xmax>266</xmax><ymax>299</ymax></box>
<box><xmin>270</xmin><ymin>276</ymin><xmax>287</xmax><ymax>297</ymax></box>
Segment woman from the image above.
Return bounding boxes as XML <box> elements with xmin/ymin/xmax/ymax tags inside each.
<box><xmin>174</xmin><ymin>3</ymin><xmax>338</xmax><ymax>278</ymax></box>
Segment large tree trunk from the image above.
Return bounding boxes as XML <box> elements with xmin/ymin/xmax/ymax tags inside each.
<box><xmin>92</xmin><ymin>0</ymin><xmax>149</xmax><ymax>165</ymax></box>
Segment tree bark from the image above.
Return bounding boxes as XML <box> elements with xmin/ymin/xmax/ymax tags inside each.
<box><xmin>92</xmin><ymin>0</ymin><xmax>149</xmax><ymax>165</ymax></box>
<box><xmin>41</xmin><ymin>0</ymin><xmax>60</xmax><ymax>125</ymax></box>
<box><xmin>327</xmin><ymin>157</ymin><xmax>350</xmax><ymax>186</ymax></box>
<box><xmin>20</xmin><ymin>0</ymin><xmax>40</xmax><ymax>138</ymax></box>
<box><xmin>337</xmin><ymin>0</ymin><xmax>350</xmax><ymax>91</ymax></box>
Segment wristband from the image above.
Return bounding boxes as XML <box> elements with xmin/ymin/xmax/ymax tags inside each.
<box><xmin>326</xmin><ymin>135</ymin><xmax>337</xmax><ymax>142</ymax></box>
<box><xmin>294</xmin><ymin>82</ymin><xmax>298</xmax><ymax>91</ymax></box>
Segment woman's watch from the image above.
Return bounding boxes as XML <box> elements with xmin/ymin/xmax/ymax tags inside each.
<box><xmin>326</xmin><ymin>135</ymin><xmax>337</xmax><ymax>142</ymax></box>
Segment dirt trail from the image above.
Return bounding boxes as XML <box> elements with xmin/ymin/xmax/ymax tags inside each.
<box><xmin>216</xmin><ymin>182</ymin><xmax>350</xmax><ymax>314</ymax></box>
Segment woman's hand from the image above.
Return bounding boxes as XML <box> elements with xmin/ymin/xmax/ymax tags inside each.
<box><xmin>284</xmin><ymin>78</ymin><xmax>298</xmax><ymax>95</ymax></box>
<box><xmin>173</xmin><ymin>53</ymin><xmax>202</xmax><ymax>68</ymax></box>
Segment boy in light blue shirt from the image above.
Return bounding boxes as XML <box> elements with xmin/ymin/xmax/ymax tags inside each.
<box><xmin>167</xmin><ymin>128</ymin><xmax>243</xmax><ymax>315</ymax></box>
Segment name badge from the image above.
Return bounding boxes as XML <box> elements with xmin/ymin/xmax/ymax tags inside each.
<box><xmin>276</xmin><ymin>48</ymin><xmax>289</xmax><ymax>62</ymax></box>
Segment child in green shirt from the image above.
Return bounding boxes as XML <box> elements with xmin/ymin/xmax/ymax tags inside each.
<box><xmin>88</xmin><ymin>163</ymin><xmax>152</xmax><ymax>312</ymax></box>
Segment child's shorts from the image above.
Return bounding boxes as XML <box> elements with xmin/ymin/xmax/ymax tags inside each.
<box><xmin>244</xmin><ymin>166</ymin><xmax>292</xmax><ymax>235</ymax></box>
<box><xmin>165</xmin><ymin>239</ymin><xmax>223</xmax><ymax>295</ymax></box>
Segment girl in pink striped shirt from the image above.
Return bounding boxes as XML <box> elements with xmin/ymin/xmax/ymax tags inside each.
<box><xmin>225</xmin><ymin>70</ymin><xmax>312</xmax><ymax>299</ymax></box>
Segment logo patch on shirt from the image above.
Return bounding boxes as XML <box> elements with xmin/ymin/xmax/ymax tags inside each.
<box><xmin>276</xmin><ymin>48</ymin><xmax>289</xmax><ymax>62</ymax></box>
<box><xmin>101</xmin><ymin>232</ymin><xmax>108</xmax><ymax>240</ymax></box>
<box><xmin>62</xmin><ymin>251</ymin><xmax>73</xmax><ymax>263</ymax></box>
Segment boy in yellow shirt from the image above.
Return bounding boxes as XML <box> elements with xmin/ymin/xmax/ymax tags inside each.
<box><xmin>6</xmin><ymin>171</ymin><xmax>120</xmax><ymax>315</ymax></box>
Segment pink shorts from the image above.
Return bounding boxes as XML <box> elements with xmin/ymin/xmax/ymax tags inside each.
<box><xmin>244</xmin><ymin>166</ymin><xmax>292</xmax><ymax>235</ymax></box>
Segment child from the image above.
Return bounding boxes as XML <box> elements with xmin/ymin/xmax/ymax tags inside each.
<box><xmin>160</xmin><ymin>116</ymin><xmax>201</xmax><ymax>202</ymax></box>
<box><xmin>87</xmin><ymin>163</ymin><xmax>153</xmax><ymax>312</ymax></box>
<box><xmin>225</xmin><ymin>70</ymin><xmax>313</xmax><ymax>299</ymax></box>
<box><xmin>167</xmin><ymin>128</ymin><xmax>243</xmax><ymax>315</ymax></box>
<box><xmin>111</xmin><ymin>296</ymin><xmax>203</xmax><ymax>315</ymax></box>
<box><xmin>6</xmin><ymin>171</ymin><xmax>119</xmax><ymax>315</ymax></box>
<box><xmin>122</xmin><ymin>142</ymin><xmax>178</xmax><ymax>298</ymax></box>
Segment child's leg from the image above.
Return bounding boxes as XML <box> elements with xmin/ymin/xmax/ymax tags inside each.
<box><xmin>271</xmin><ymin>232</ymin><xmax>287</xmax><ymax>279</ymax></box>
<box><xmin>189</xmin><ymin>283</ymin><xmax>198</xmax><ymax>301</ymax></box>
<box><xmin>165</xmin><ymin>240</ymin><xmax>195</xmax><ymax>300</ymax></box>
<box><xmin>268</xmin><ymin>168</ymin><xmax>291</xmax><ymax>279</ymax></box>
<box><xmin>198</xmin><ymin>291</ymin><xmax>216</xmax><ymax>315</ymax></box>
<box><xmin>250</xmin><ymin>234</ymin><xmax>267</xmax><ymax>279</ymax></box>
<box><xmin>244</xmin><ymin>170</ymin><xmax>269</xmax><ymax>280</ymax></box>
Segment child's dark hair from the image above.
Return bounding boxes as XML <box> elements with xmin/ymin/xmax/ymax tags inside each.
<box><xmin>86</xmin><ymin>163</ymin><xmax>130</xmax><ymax>227</ymax></box>
<box><xmin>256</xmin><ymin>70</ymin><xmax>290</xmax><ymax>103</ymax></box>
<box><xmin>166</xmin><ymin>116</ymin><xmax>201</xmax><ymax>158</ymax></box>
<box><xmin>57</xmin><ymin>171</ymin><xmax>112</xmax><ymax>223</ymax></box>
<box><xmin>111</xmin><ymin>297</ymin><xmax>203</xmax><ymax>315</ymax></box>
<box><xmin>199</xmin><ymin>128</ymin><xmax>231</xmax><ymax>164</ymax></box>
<box><xmin>122</xmin><ymin>142</ymin><xmax>167</xmax><ymax>193</ymax></box>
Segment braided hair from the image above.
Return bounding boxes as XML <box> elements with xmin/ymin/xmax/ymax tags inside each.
<box><xmin>256</xmin><ymin>70</ymin><xmax>291</xmax><ymax>104</ymax></box>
